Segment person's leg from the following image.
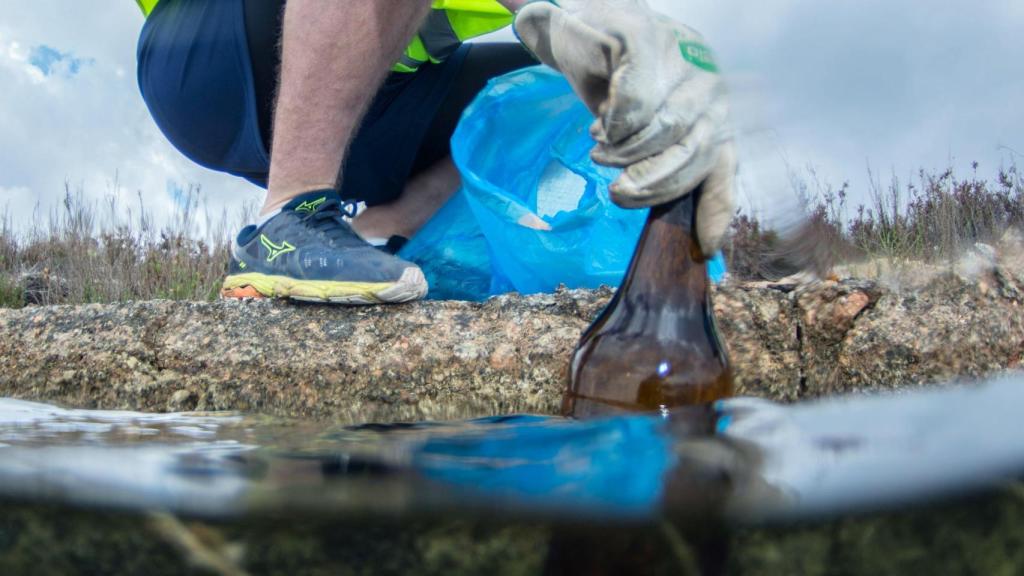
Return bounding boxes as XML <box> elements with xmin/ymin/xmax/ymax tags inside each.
<box><xmin>261</xmin><ymin>0</ymin><xmax>434</xmax><ymax>215</ymax></box>
<box><xmin>409</xmin><ymin>43</ymin><xmax>539</xmax><ymax>179</ymax></box>
<box><xmin>352</xmin><ymin>157</ymin><xmax>461</xmax><ymax>241</ymax></box>
<box><xmin>352</xmin><ymin>43</ymin><xmax>538</xmax><ymax>241</ymax></box>
<box><xmin>242</xmin><ymin>0</ymin><xmax>284</xmax><ymax>157</ymax></box>
<box><xmin>137</xmin><ymin>0</ymin><xmax>271</xmax><ymax>184</ymax></box>
<box><xmin>230</xmin><ymin>0</ymin><xmax>434</xmax><ymax>303</ymax></box>
<box><xmin>139</xmin><ymin>0</ymin><xmax>430</xmax><ymax>303</ymax></box>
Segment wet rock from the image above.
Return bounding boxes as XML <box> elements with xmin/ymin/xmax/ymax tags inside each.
<box><xmin>167</xmin><ymin>389</ymin><xmax>196</xmax><ymax>411</ymax></box>
<box><xmin>1</xmin><ymin>267</ymin><xmax>1023</xmax><ymax>421</ymax></box>
<box><xmin>796</xmin><ymin>280</ymin><xmax>884</xmax><ymax>397</ymax></box>
<box><xmin>2</xmin><ymin>483</ymin><xmax>1023</xmax><ymax>576</ymax></box>
<box><xmin>817</xmin><ymin>270</ymin><xmax>1024</xmax><ymax>396</ymax></box>
<box><xmin>713</xmin><ymin>282</ymin><xmax>801</xmax><ymax>401</ymax></box>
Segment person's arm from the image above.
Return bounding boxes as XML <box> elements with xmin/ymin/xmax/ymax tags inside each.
<box><xmin>263</xmin><ymin>0</ymin><xmax>434</xmax><ymax>214</ymax></box>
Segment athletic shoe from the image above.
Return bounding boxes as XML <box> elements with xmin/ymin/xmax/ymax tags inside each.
<box><xmin>221</xmin><ymin>190</ymin><xmax>428</xmax><ymax>304</ymax></box>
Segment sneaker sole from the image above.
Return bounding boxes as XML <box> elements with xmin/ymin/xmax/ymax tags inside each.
<box><xmin>220</xmin><ymin>267</ymin><xmax>427</xmax><ymax>305</ymax></box>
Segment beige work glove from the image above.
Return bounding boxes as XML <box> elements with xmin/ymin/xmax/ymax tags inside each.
<box><xmin>514</xmin><ymin>0</ymin><xmax>736</xmax><ymax>255</ymax></box>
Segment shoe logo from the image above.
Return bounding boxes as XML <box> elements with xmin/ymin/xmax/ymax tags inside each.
<box><xmin>259</xmin><ymin>234</ymin><xmax>296</xmax><ymax>262</ymax></box>
<box><xmin>294</xmin><ymin>196</ymin><xmax>327</xmax><ymax>214</ymax></box>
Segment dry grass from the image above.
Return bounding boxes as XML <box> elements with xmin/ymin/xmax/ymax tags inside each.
<box><xmin>1</xmin><ymin>165</ymin><xmax>1021</xmax><ymax>307</ymax></box>
<box><xmin>726</xmin><ymin>164</ymin><xmax>1024</xmax><ymax>280</ymax></box>
<box><xmin>0</xmin><ymin>183</ymin><xmax>250</xmax><ymax>308</ymax></box>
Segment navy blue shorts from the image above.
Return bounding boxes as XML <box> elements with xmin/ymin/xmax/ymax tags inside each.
<box><xmin>137</xmin><ymin>0</ymin><xmax>534</xmax><ymax>206</ymax></box>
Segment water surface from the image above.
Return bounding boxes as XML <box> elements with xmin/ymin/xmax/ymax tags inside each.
<box><xmin>1</xmin><ymin>374</ymin><xmax>1022</xmax><ymax>524</ymax></box>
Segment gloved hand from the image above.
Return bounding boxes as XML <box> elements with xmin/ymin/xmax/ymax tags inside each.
<box><xmin>514</xmin><ymin>0</ymin><xmax>735</xmax><ymax>255</ymax></box>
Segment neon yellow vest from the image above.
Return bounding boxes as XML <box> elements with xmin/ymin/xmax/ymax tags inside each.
<box><xmin>135</xmin><ymin>0</ymin><xmax>158</xmax><ymax>16</ymax></box>
<box><xmin>395</xmin><ymin>0</ymin><xmax>514</xmax><ymax>73</ymax></box>
<box><xmin>134</xmin><ymin>0</ymin><xmax>513</xmax><ymax>73</ymax></box>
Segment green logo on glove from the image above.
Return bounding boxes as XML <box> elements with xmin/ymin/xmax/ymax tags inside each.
<box><xmin>679</xmin><ymin>41</ymin><xmax>718</xmax><ymax>73</ymax></box>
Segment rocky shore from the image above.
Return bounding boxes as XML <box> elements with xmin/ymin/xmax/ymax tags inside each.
<box><xmin>1</xmin><ymin>248</ymin><xmax>1022</xmax><ymax>421</ymax></box>
<box><xmin>1</xmin><ymin>243</ymin><xmax>1023</xmax><ymax>575</ymax></box>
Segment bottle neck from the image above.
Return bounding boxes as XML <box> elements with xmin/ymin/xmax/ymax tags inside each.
<box><xmin>618</xmin><ymin>189</ymin><xmax>708</xmax><ymax>303</ymax></box>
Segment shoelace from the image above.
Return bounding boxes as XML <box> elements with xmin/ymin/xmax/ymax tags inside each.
<box><xmin>298</xmin><ymin>197</ymin><xmax>367</xmax><ymax>247</ymax></box>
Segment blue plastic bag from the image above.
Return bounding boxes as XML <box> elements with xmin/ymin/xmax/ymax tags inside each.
<box><xmin>399</xmin><ymin>66</ymin><xmax>725</xmax><ymax>300</ymax></box>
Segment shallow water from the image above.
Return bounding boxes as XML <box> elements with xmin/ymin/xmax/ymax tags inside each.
<box><xmin>1</xmin><ymin>374</ymin><xmax>1023</xmax><ymax>574</ymax></box>
<box><xmin>2</xmin><ymin>375</ymin><xmax>1024</xmax><ymax>523</ymax></box>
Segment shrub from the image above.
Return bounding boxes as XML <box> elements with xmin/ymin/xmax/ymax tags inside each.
<box><xmin>0</xmin><ymin>182</ymin><xmax>246</xmax><ymax>307</ymax></box>
<box><xmin>725</xmin><ymin>164</ymin><xmax>1024</xmax><ymax>280</ymax></box>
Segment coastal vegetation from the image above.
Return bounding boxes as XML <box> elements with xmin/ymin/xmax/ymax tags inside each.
<box><xmin>0</xmin><ymin>165</ymin><xmax>1021</xmax><ymax>308</ymax></box>
<box><xmin>726</xmin><ymin>163</ymin><xmax>1024</xmax><ymax>279</ymax></box>
<box><xmin>0</xmin><ymin>184</ymin><xmax>241</xmax><ymax>308</ymax></box>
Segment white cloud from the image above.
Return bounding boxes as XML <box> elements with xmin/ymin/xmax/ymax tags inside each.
<box><xmin>653</xmin><ymin>0</ymin><xmax>1024</xmax><ymax>218</ymax></box>
<box><xmin>0</xmin><ymin>1</ymin><xmax>262</xmax><ymax>236</ymax></box>
<box><xmin>0</xmin><ymin>186</ymin><xmax>35</xmax><ymax>223</ymax></box>
<box><xmin>1</xmin><ymin>0</ymin><xmax>1022</xmax><ymax>237</ymax></box>
<box><xmin>1</xmin><ymin>39</ymin><xmax>46</xmax><ymax>84</ymax></box>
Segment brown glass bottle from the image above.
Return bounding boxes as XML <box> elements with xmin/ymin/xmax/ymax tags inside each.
<box><xmin>564</xmin><ymin>186</ymin><xmax>734</xmax><ymax>418</ymax></box>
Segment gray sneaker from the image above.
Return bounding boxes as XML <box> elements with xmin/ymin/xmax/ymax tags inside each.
<box><xmin>221</xmin><ymin>190</ymin><xmax>427</xmax><ymax>304</ymax></box>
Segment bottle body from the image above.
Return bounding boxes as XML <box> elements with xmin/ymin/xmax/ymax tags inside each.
<box><xmin>564</xmin><ymin>189</ymin><xmax>733</xmax><ymax>418</ymax></box>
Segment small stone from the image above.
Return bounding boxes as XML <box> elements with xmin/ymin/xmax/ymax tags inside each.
<box><xmin>833</xmin><ymin>291</ymin><xmax>871</xmax><ymax>324</ymax></box>
<box><xmin>169</xmin><ymin>389</ymin><xmax>193</xmax><ymax>407</ymax></box>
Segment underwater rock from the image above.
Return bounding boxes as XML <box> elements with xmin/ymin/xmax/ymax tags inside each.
<box><xmin>2</xmin><ymin>483</ymin><xmax>1023</xmax><ymax>576</ymax></box>
<box><xmin>0</xmin><ymin>266</ymin><xmax>1022</xmax><ymax>420</ymax></box>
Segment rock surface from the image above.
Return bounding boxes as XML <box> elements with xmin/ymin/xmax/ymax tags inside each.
<box><xmin>1</xmin><ymin>253</ymin><xmax>1022</xmax><ymax>421</ymax></box>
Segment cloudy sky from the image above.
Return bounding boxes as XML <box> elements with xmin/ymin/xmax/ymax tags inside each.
<box><xmin>2</xmin><ymin>1</ymin><xmax>1021</xmax><ymax>232</ymax></box>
